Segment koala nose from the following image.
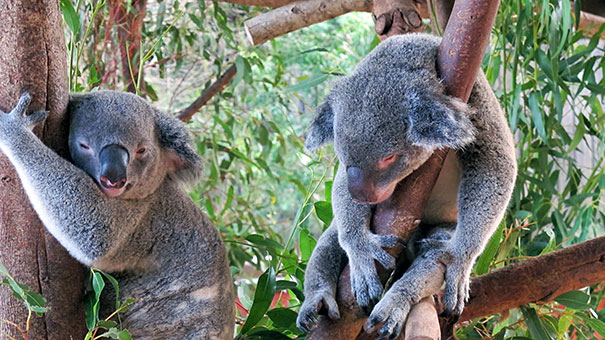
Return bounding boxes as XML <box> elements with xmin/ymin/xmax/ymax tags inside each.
<box><xmin>346</xmin><ymin>166</ymin><xmax>377</xmax><ymax>203</ymax></box>
<box><xmin>99</xmin><ymin>144</ymin><xmax>129</xmax><ymax>189</ymax></box>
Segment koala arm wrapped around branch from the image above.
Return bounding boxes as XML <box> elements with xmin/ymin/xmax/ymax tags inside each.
<box><xmin>0</xmin><ymin>93</ymin><xmax>148</xmax><ymax>266</ymax></box>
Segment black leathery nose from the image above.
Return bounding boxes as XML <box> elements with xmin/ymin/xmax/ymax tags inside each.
<box><xmin>99</xmin><ymin>144</ymin><xmax>129</xmax><ymax>189</ymax></box>
<box><xmin>347</xmin><ymin>166</ymin><xmax>378</xmax><ymax>203</ymax></box>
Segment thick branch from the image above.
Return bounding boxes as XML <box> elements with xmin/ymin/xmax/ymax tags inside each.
<box><xmin>578</xmin><ymin>10</ymin><xmax>605</xmax><ymax>38</ymax></box>
<box><xmin>458</xmin><ymin>236</ymin><xmax>605</xmax><ymax>321</ymax></box>
<box><xmin>0</xmin><ymin>1</ymin><xmax>87</xmax><ymax>339</ymax></box>
<box><xmin>176</xmin><ymin>64</ymin><xmax>237</xmax><ymax>122</ymax></box>
<box><xmin>215</xmin><ymin>0</ymin><xmax>295</xmax><ymax>8</ymax></box>
<box><xmin>244</xmin><ymin>0</ymin><xmax>373</xmax><ymax>45</ymax></box>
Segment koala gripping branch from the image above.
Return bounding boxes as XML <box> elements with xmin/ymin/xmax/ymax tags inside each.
<box><xmin>306</xmin><ymin>1</ymin><xmax>501</xmax><ymax>339</ymax></box>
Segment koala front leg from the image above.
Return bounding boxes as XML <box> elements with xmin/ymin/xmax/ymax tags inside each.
<box><xmin>332</xmin><ymin>166</ymin><xmax>400</xmax><ymax>312</ymax></box>
<box><xmin>0</xmin><ymin>93</ymin><xmax>145</xmax><ymax>266</ymax></box>
<box><xmin>296</xmin><ymin>224</ymin><xmax>346</xmax><ymax>333</ymax></box>
<box><xmin>365</xmin><ymin>246</ymin><xmax>446</xmax><ymax>339</ymax></box>
<box><xmin>365</xmin><ymin>226</ymin><xmax>453</xmax><ymax>339</ymax></box>
<box><xmin>443</xmin><ymin>78</ymin><xmax>517</xmax><ymax>316</ymax></box>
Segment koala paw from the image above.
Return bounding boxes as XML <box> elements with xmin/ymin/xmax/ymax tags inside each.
<box><xmin>364</xmin><ymin>289</ymin><xmax>411</xmax><ymax>340</ymax></box>
<box><xmin>0</xmin><ymin>92</ymin><xmax>48</xmax><ymax>132</ymax></box>
<box><xmin>442</xmin><ymin>253</ymin><xmax>472</xmax><ymax>316</ymax></box>
<box><xmin>296</xmin><ymin>289</ymin><xmax>340</xmax><ymax>333</ymax></box>
<box><xmin>348</xmin><ymin>234</ymin><xmax>400</xmax><ymax>312</ymax></box>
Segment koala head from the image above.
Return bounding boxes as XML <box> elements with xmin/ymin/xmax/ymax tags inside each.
<box><xmin>305</xmin><ymin>34</ymin><xmax>475</xmax><ymax>204</ymax></box>
<box><xmin>67</xmin><ymin>91</ymin><xmax>202</xmax><ymax>199</ymax></box>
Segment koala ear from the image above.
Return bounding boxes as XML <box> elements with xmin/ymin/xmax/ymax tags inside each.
<box><xmin>154</xmin><ymin>112</ymin><xmax>203</xmax><ymax>182</ymax></box>
<box><xmin>406</xmin><ymin>91</ymin><xmax>476</xmax><ymax>149</ymax></box>
<box><xmin>304</xmin><ymin>99</ymin><xmax>334</xmax><ymax>152</ymax></box>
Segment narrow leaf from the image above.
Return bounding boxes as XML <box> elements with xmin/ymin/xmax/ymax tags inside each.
<box><xmin>239</xmin><ymin>267</ymin><xmax>276</xmax><ymax>334</ymax></box>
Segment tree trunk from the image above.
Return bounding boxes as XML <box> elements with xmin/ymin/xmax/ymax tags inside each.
<box><xmin>0</xmin><ymin>1</ymin><xmax>87</xmax><ymax>339</ymax></box>
<box><xmin>110</xmin><ymin>0</ymin><xmax>147</xmax><ymax>94</ymax></box>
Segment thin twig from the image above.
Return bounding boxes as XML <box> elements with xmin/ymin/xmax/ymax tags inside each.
<box><xmin>176</xmin><ymin>64</ymin><xmax>237</xmax><ymax>122</ymax></box>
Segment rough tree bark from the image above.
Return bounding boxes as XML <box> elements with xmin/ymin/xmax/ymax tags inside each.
<box><xmin>243</xmin><ymin>0</ymin><xmax>375</xmax><ymax>45</ymax></box>
<box><xmin>458</xmin><ymin>236</ymin><xmax>605</xmax><ymax>322</ymax></box>
<box><xmin>0</xmin><ymin>1</ymin><xmax>87</xmax><ymax>340</ymax></box>
<box><xmin>215</xmin><ymin>0</ymin><xmax>296</xmax><ymax>8</ymax></box>
<box><xmin>110</xmin><ymin>0</ymin><xmax>147</xmax><ymax>94</ymax></box>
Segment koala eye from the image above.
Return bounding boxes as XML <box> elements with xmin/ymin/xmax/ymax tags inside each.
<box><xmin>135</xmin><ymin>147</ymin><xmax>147</xmax><ymax>156</ymax></box>
<box><xmin>377</xmin><ymin>154</ymin><xmax>398</xmax><ymax>169</ymax></box>
<box><xmin>79</xmin><ymin>142</ymin><xmax>90</xmax><ymax>150</ymax></box>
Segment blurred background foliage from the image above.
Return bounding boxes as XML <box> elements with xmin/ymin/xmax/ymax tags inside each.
<box><xmin>56</xmin><ymin>0</ymin><xmax>604</xmax><ymax>338</ymax></box>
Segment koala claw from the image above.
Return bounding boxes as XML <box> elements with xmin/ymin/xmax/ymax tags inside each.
<box><xmin>364</xmin><ymin>293</ymin><xmax>409</xmax><ymax>340</ymax></box>
<box><xmin>296</xmin><ymin>290</ymin><xmax>340</xmax><ymax>333</ymax></box>
<box><xmin>350</xmin><ymin>260</ymin><xmax>384</xmax><ymax>312</ymax></box>
<box><xmin>442</xmin><ymin>255</ymin><xmax>471</xmax><ymax>316</ymax></box>
<box><xmin>347</xmin><ymin>233</ymin><xmax>401</xmax><ymax>310</ymax></box>
<box><xmin>367</xmin><ymin>233</ymin><xmax>400</xmax><ymax>269</ymax></box>
<box><xmin>0</xmin><ymin>92</ymin><xmax>48</xmax><ymax>130</ymax></box>
<box><xmin>12</xmin><ymin>92</ymin><xmax>32</xmax><ymax>116</ymax></box>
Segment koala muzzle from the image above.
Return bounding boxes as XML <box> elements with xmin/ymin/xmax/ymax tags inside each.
<box><xmin>347</xmin><ymin>166</ymin><xmax>379</xmax><ymax>203</ymax></box>
<box><xmin>99</xmin><ymin>144</ymin><xmax>129</xmax><ymax>189</ymax></box>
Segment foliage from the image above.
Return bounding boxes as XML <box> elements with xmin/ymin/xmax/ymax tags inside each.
<box><xmin>54</xmin><ymin>0</ymin><xmax>605</xmax><ymax>339</ymax></box>
<box><xmin>0</xmin><ymin>260</ymin><xmax>50</xmax><ymax>339</ymax></box>
<box><xmin>83</xmin><ymin>269</ymin><xmax>135</xmax><ymax>340</ymax></box>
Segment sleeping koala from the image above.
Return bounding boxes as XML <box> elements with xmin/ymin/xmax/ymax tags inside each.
<box><xmin>0</xmin><ymin>91</ymin><xmax>234</xmax><ymax>339</ymax></box>
<box><xmin>297</xmin><ymin>33</ymin><xmax>516</xmax><ymax>337</ymax></box>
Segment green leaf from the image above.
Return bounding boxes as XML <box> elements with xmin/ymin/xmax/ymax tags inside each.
<box><xmin>275</xmin><ymin>280</ymin><xmax>297</xmax><ymax>291</ymax></box>
<box><xmin>118</xmin><ymin>330</ymin><xmax>133</xmax><ymax>340</ymax></box>
<box><xmin>285</xmin><ymin>73</ymin><xmax>330</xmax><ymax>93</ymax></box>
<box><xmin>567</xmin><ymin>115</ymin><xmax>585</xmax><ymax>152</ymax></box>
<box><xmin>246</xmin><ymin>234</ymin><xmax>283</xmax><ymax>250</ymax></box>
<box><xmin>553</xmin><ymin>0</ymin><xmax>571</xmax><ymax>57</ymax></box>
<box><xmin>586</xmin><ymin>319</ymin><xmax>605</xmax><ymax>337</ymax></box>
<box><xmin>520</xmin><ymin>306</ymin><xmax>552</xmax><ymax>340</ymax></box>
<box><xmin>239</xmin><ymin>267</ymin><xmax>276</xmax><ymax>334</ymax></box>
<box><xmin>313</xmin><ymin>201</ymin><xmax>333</xmax><ymax>226</ymax></box>
<box><xmin>0</xmin><ymin>261</ymin><xmax>9</xmax><ymax>276</ymax></box>
<box><xmin>59</xmin><ymin>0</ymin><xmax>80</xmax><ymax>34</ymax></box>
<box><xmin>248</xmin><ymin>329</ymin><xmax>292</xmax><ymax>340</ymax></box>
<box><xmin>93</xmin><ymin>271</ymin><xmax>105</xmax><ymax>297</ymax></box>
<box><xmin>232</xmin><ymin>56</ymin><xmax>245</xmax><ymax>87</ymax></box>
<box><xmin>554</xmin><ymin>290</ymin><xmax>591</xmax><ymax>310</ymax></box>
<box><xmin>299</xmin><ymin>229</ymin><xmax>317</xmax><ymax>261</ymax></box>
<box><xmin>528</xmin><ymin>91</ymin><xmax>547</xmax><ymax>142</ymax></box>
<box><xmin>474</xmin><ymin>220</ymin><xmax>504</xmax><ymax>275</ymax></box>
<box><xmin>267</xmin><ymin>307</ymin><xmax>298</xmax><ymax>328</ymax></box>
<box><xmin>99</xmin><ymin>270</ymin><xmax>121</xmax><ymax>310</ymax></box>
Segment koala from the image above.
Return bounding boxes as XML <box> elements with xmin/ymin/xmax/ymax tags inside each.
<box><xmin>0</xmin><ymin>91</ymin><xmax>234</xmax><ymax>340</ymax></box>
<box><xmin>296</xmin><ymin>33</ymin><xmax>516</xmax><ymax>338</ymax></box>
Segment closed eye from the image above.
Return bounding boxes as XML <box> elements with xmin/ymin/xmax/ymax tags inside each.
<box><xmin>377</xmin><ymin>154</ymin><xmax>397</xmax><ymax>169</ymax></box>
<box><xmin>79</xmin><ymin>143</ymin><xmax>90</xmax><ymax>150</ymax></box>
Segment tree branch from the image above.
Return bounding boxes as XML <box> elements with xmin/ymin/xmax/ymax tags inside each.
<box><xmin>243</xmin><ymin>0</ymin><xmax>373</xmax><ymax>46</ymax></box>
<box><xmin>0</xmin><ymin>1</ymin><xmax>87</xmax><ymax>339</ymax></box>
<box><xmin>176</xmin><ymin>64</ymin><xmax>237</xmax><ymax>122</ymax></box>
<box><xmin>458</xmin><ymin>236</ymin><xmax>605</xmax><ymax>322</ymax></box>
<box><xmin>578</xmin><ymin>10</ymin><xmax>605</xmax><ymax>38</ymax></box>
<box><xmin>215</xmin><ymin>0</ymin><xmax>295</xmax><ymax>8</ymax></box>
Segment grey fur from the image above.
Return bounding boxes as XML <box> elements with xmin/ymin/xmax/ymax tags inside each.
<box><xmin>0</xmin><ymin>91</ymin><xmax>234</xmax><ymax>339</ymax></box>
<box><xmin>297</xmin><ymin>33</ymin><xmax>516</xmax><ymax>337</ymax></box>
